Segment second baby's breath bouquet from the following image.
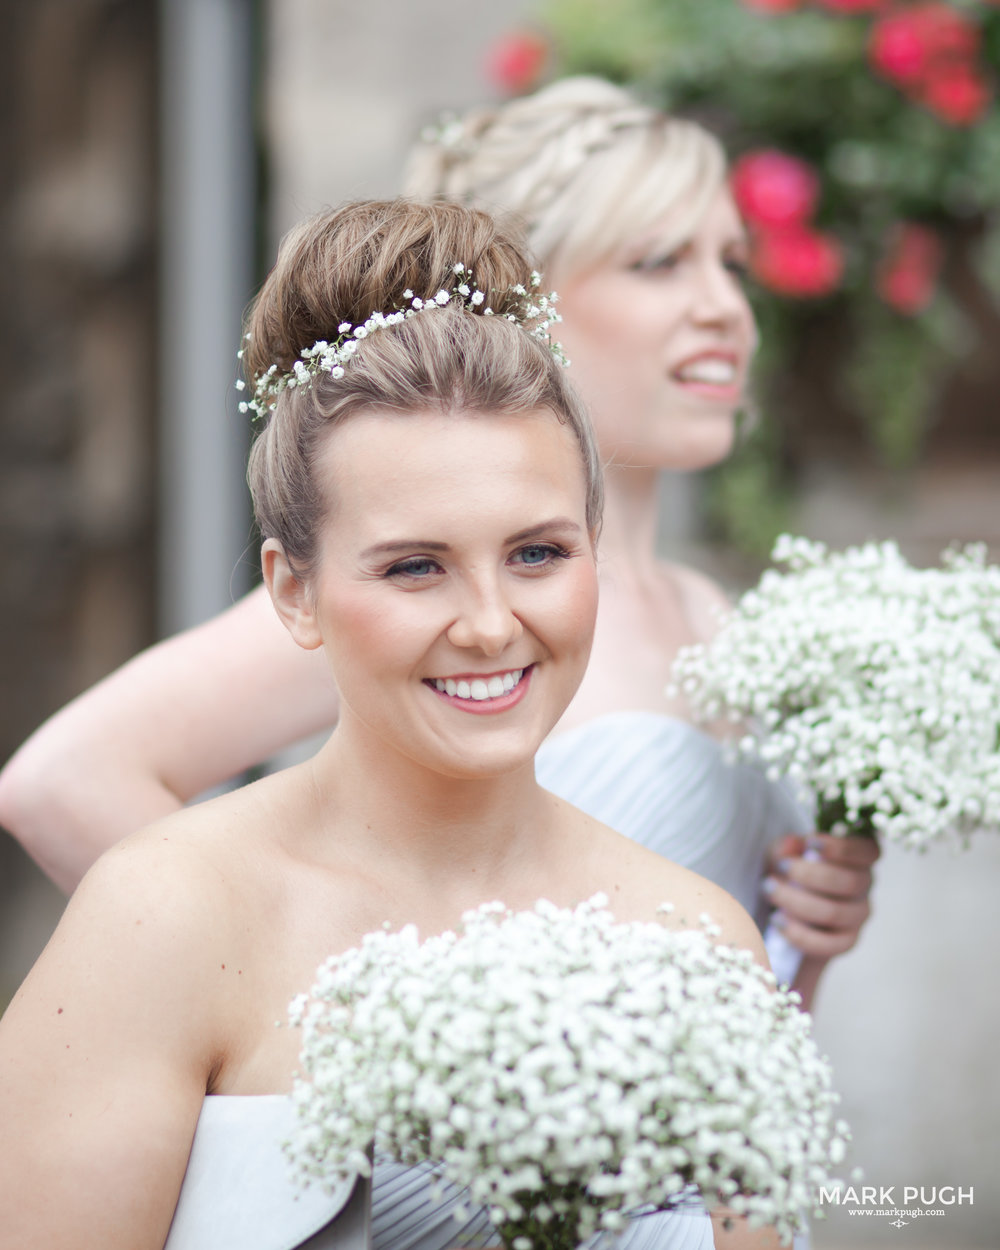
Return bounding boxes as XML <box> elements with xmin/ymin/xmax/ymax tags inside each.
<box><xmin>673</xmin><ymin>534</ymin><xmax>1000</xmax><ymax>849</ymax></box>
<box><xmin>286</xmin><ymin>895</ymin><xmax>848</xmax><ymax>1249</ymax></box>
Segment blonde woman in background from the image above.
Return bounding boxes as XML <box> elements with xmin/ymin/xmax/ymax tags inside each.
<box><xmin>0</xmin><ymin>77</ymin><xmax>877</xmax><ymax>1007</ymax></box>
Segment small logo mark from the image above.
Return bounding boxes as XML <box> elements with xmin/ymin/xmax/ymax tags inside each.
<box><xmin>890</xmin><ymin>1218</ymin><xmax>909</xmax><ymax>1228</ymax></box>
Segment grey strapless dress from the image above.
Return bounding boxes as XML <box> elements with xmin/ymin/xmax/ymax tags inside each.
<box><xmin>536</xmin><ymin>711</ymin><xmax>810</xmax><ymax>928</ymax></box>
<box><xmin>164</xmin><ymin>1095</ymin><xmax>713</xmax><ymax>1249</ymax></box>
<box><xmin>165</xmin><ymin>713</ymin><xmax>811</xmax><ymax>1249</ymax></box>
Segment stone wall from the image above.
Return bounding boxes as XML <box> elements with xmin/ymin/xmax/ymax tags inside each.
<box><xmin>0</xmin><ymin>0</ymin><xmax>158</xmax><ymax>994</ymax></box>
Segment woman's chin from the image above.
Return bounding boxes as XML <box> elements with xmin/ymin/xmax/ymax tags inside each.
<box><xmin>606</xmin><ymin>416</ymin><xmax>738</xmax><ymax>475</ymax></box>
<box><xmin>667</xmin><ymin>407</ymin><xmax>740</xmax><ymax>470</ymax></box>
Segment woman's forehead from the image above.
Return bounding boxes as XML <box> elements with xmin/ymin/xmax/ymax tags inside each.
<box><xmin>313</xmin><ymin>408</ymin><xmax>589</xmax><ymax>529</ymax></box>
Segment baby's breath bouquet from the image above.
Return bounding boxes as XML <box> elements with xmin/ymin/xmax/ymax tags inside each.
<box><xmin>286</xmin><ymin>895</ymin><xmax>848</xmax><ymax>1249</ymax></box>
<box><xmin>673</xmin><ymin>534</ymin><xmax>1000</xmax><ymax>849</ymax></box>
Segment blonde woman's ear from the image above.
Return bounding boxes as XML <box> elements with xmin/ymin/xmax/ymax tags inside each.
<box><xmin>261</xmin><ymin>538</ymin><xmax>323</xmax><ymax>651</ymax></box>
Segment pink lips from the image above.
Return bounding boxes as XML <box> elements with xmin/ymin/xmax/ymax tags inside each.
<box><xmin>424</xmin><ymin>666</ymin><xmax>534</xmax><ymax>716</ymax></box>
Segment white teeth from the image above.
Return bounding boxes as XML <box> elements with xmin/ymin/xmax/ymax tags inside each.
<box><xmin>432</xmin><ymin>668</ymin><xmax>525</xmax><ymax>701</ymax></box>
<box><xmin>677</xmin><ymin>359</ymin><xmax>735</xmax><ymax>385</ymax></box>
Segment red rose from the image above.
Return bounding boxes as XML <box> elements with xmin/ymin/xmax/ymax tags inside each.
<box><xmin>877</xmin><ymin>223</ymin><xmax>944</xmax><ymax>314</ymax></box>
<box><xmin>921</xmin><ymin>61</ymin><xmax>991</xmax><ymax>125</ymax></box>
<box><xmin>751</xmin><ymin>226</ymin><xmax>844</xmax><ymax>298</ymax></box>
<box><xmin>869</xmin><ymin>4</ymin><xmax>979</xmax><ymax>88</ymax></box>
<box><xmin>485</xmin><ymin>31</ymin><xmax>548</xmax><ymax>96</ymax></box>
<box><xmin>731</xmin><ymin>150</ymin><xmax>820</xmax><ymax>230</ymax></box>
<box><xmin>869</xmin><ymin>14</ymin><xmax>929</xmax><ymax>85</ymax></box>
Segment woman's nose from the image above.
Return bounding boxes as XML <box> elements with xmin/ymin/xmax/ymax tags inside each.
<box><xmin>445</xmin><ymin>579</ymin><xmax>524</xmax><ymax>657</ymax></box>
<box><xmin>692</xmin><ymin>260</ymin><xmax>748</xmax><ymax>325</ymax></box>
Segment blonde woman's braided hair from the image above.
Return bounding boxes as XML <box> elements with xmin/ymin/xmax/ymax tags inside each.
<box><xmin>404</xmin><ymin>77</ymin><xmax>728</xmax><ymax>277</ymax></box>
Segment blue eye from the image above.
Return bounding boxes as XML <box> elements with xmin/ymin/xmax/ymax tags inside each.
<box><xmin>385</xmin><ymin>557</ymin><xmax>442</xmax><ymax>580</ymax></box>
<box><xmin>511</xmin><ymin>543</ymin><xmax>568</xmax><ymax>568</ymax></box>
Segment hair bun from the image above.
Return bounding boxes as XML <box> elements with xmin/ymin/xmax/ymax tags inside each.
<box><xmin>242</xmin><ymin>199</ymin><xmax>538</xmax><ymax>385</ymax></box>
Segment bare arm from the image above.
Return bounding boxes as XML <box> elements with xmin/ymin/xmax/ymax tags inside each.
<box><xmin>0</xmin><ymin>835</ymin><xmax>228</xmax><ymax>1248</ymax></box>
<box><xmin>0</xmin><ymin>585</ymin><xmax>338</xmax><ymax>892</ymax></box>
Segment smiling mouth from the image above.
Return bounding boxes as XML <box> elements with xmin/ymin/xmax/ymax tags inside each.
<box><xmin>425</xmin><ymin>667</ymin><xmax>528</xmax><ymax>703</ymax></box>
<box><xmin>674</xmin><ymin>358</ymin><xmax>737</xmax><ymax>386</ymax></box>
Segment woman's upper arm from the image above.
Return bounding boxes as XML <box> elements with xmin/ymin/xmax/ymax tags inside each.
<box><xmin>0</xmin><ymin>584</ymin><xmax>338</xmax><ymax>891</ymax></box>
<box><xmin>0</xmin><ymin>839</ymin><xmax>224</xmax><ymax>1249</ymax></box>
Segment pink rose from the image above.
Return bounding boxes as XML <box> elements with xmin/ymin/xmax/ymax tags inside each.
<box><xmin>751</xmin><ymin>226</ymin><xmax>844</xmax><ymax>297</ymax></box>
<box><xmin>868</xmin><ymin>5</ymin><xmax>978</xmax><ymax>88</ymax></box>
<box><xmin>731</xmin><ymin>150</ymin><xmax>820</xmax><ymax>230</ymax></box>
<box><xmin>877</xmin><ymin>223</ymin><xmax>943</xmax><ymax>314</ymax></box>
<box><xmin>484</xmin><ymin>31</ymin><xmax>548</xmax><ymax>96</ymax></box>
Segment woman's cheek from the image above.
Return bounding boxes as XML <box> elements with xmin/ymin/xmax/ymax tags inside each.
<box><xmin>546</xmin><ymin>565</ymin><xmax>599</xmax><ymax>658</ymax></box>
<box><xmin>318</xmin><ymin>584</ymin><xmax>436</xmax><ymax>668</ymax></box>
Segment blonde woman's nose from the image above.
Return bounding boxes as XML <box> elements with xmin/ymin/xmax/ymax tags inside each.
<box><xmin>692</xmin><ymin>258</ymin><xmax>749</xmax><ymax>324</ymax></box>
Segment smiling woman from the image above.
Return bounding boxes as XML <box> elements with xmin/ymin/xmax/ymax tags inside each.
<box><xmin>266</xmin><ymin>408</ymin><xmax>598</xmax><ymax>780</ymax></box>
<box><xmin>0</xmin><ymin>82</ymin><xmax>876</xmax><ymax>1013</ymax></box>
<box><xmin>0</xmin><ymin>199</ymin><xmax>780</xmax><ymax>1250</ymax></box>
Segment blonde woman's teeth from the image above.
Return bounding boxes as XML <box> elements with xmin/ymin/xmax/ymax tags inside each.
<box><xmin>676</xmin><ymin>359</ymin><xmax>735</xmax><ymax>384</ymax></box>
<box><xmin>433</xmin><ymin>670</ymin><xmax>524</xmax><ymax>700</ymax></box>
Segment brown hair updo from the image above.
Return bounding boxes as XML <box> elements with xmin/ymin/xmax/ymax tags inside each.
<box><xmin>245</xmin><ymin>199</ymin><xmax>602</xmax><ymax>580</ymax></box>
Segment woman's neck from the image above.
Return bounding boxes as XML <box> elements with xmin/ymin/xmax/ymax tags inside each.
<box><xmin>595</xmin><ymin>464</ymin><xmax>662</xmax><ymax>581</ymax></box>
<box><xmin>306</xmin><ymin>717</ymin><xmax>556</xmax><ymax>892</ymax></box>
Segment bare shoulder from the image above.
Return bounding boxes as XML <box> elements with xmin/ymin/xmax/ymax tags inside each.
<box><xmin>631</xmin><ymin>844</ymin><xmax>766</xmax><ymax>965</ymax></box>
<box><xmin>0</xmin><ymin>773</ymin><xmax>269</xmax><ymax>1246</ymax></box>
<box><xmin>659</xmin><ymin>559</ymin><xmax>733</xmax><ymax>644</ymax></box>
<box><xmin>47</xmin><ymin>767</ymin><xmax>295</xmax><ymax>981</ymax></box>
<box><xmin>560</xmin><ymin>800</ymin><xmax>767</xmax><ymax>968</ymax></box>
<box><xmin>42</xmin><ymin>809</ymin><xmax>245</xmax><ymax>997</ymax></box>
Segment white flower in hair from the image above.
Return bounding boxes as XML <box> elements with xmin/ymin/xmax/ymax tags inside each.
<box><xmin>239</xmin><ymin>267</ymin><xmax>567</xmax><ymax>421</ymax></box>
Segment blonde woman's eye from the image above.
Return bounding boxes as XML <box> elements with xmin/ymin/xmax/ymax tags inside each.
<box><xmin>629</xmin><ymin>252</ymin><xmax>680</xmax><ymax>274</ymax></box>
<box><xmin>725</xmin><ymin>257</ymin><xmax>750</xmax><ymax>282</ymax></box>
<box><xmin>511</xmin><ymin>543</ymin><xmax>568</xmax><ymax>568</ymax></box>
<box><xmin>385</xmin><ymin>557</ymin><xmax>443</xmax><ymax>579</ymax></box>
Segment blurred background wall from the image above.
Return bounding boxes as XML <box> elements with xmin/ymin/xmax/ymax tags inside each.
<box><xmin>0</xmin><ymin>0</ymin><xmax>159</xmax><ymax>994</ymax></box>
<box><xmin>1</xmin><ymin>2</ymin><xmax>998</xmax><ymax>1247</ymax></box>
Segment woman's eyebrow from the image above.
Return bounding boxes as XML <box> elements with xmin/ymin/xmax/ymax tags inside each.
<box><xmin>359</xmin><ymin>539</ymin><xmax>451</xmax><ymax>559</ymax></box>
<box><xmin>360</xmin><ymin>519</ymin><xmax>583</xmax><ymax>560</ymax></box>
<box><xmin>504</xmin><ymin>518</ymin><xmax>584</xmax><ymax>543</ymax></box>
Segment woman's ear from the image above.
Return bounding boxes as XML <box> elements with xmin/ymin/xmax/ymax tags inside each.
<box><xmin>261</xmin><ymin>539</ymin><xmax>323</xmax><ymax>651</ymax></box>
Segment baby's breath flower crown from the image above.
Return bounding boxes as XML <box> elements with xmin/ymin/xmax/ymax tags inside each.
<box><xmin>237</xmin><ymin>264</ymin><xmax>567</xmax><ymax>423</ymax></box>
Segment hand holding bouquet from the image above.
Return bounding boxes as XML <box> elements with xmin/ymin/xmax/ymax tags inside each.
<box><xmin>286</xmin><ymin>895</ymin><xmax>848</xmax><ymax>1249</ymax></box>
<box><xmin>673</xmin><ymin>536</ymin><xmax>1000</xmax><ymax>849</ymax></box>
